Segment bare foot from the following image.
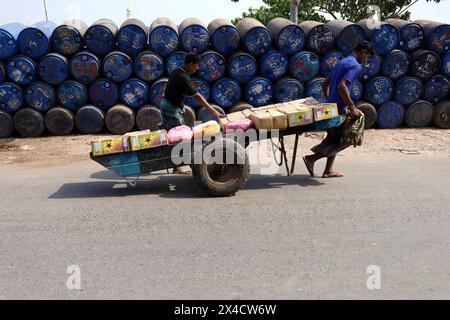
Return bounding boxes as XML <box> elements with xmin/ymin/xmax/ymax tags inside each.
<box><xmin>303</xmin><ymin>156</ymin><xmax>315</xmax><ymax>177</ymax></box>
<box><xmin>322</xmin><ymin>171</ymin><xmax>344</xmax><ymax>178</ymax></box>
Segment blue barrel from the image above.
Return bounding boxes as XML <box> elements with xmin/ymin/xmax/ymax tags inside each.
<box><xmin>405</xmin><ymin>100</ymin><xmax>434</xmax><ymax>128</ymax></box>
<box><xmin>350</xmin><ymin>79</ymin><xmax>364</xmax><ymax>103</ymax></box>
<box><xmin>57</xmin><ymin>80</ymin><xmax>88</xmax><ymax>112</ymax></box>
<box><xmin>227</xmin><ymin>51</ymin><xmax>258</xmax><ymax>84</ymax></box>
<box><xmin>103</xmin><ymin>51</ymin><xmax>133</xmax><ymax>83</ymax></box>
<box><xmin>442</xmin><ymin>51</ymin><xmax>450</xmax><ymax>77</ymax></box>
<box><xmin>89</xmin><ymin>79</ymin><xmax>119</xmax><ymax>110</ymax></box>
<box><xmin>197</xmin><ymin>104</ymin><xmax>226</xmax><ymax>123</ymax></box>
<box><xmin>377</xmin><ymin>101</ymin><xmax>405</xmax><ymax>129</ymax></box>
<box><xmin>395</xmin><ymin>77</ymin><xmax>423</xmax><ymax>106</ymax></box>
<box><xmin>385</xmin><ymin>19</ymin><xmax>423</xmax><ymax>53</ymax></box>
<box><xmin>149</xmin><ymin>18</ymin><xmax>179</xmax><ymax>58</ymax></box>
<box><xmin>274</xmin><ymin>77</ymin><xmax>304</xmax><ymax>103</ymax></box>
<box><xmin>299</xmin><ymin>21</ymin><xmax>336</xmax><ymax>55</ymax></box>
<box><xmin>305</xmin><ymin>77</ymin><xmax>326</xmax><ymax>103</ymax></box>
<box><xmin>13</xmin><ymin>108</ymin><xmax>45</xmax><ymax>137</ymax></box>
<box><xmin>198</xmin><ymin>50</ymin><xmax>226</xmax><ymax>83</ymax></box>
<box><xmin>51</xmin><ymin>20</ymin><xmax>88</xmax><ymax>56</ymax></box>
<box><xmin>183</xmin><ymin>78</ymin><xmax>210</xmax><ymax>110</ymax></box>
<box><xmin>266</xmin><ymin>18</ymin><xmax>305</xmax><ymax>56</ymax></box>
<box><xmin>364</xmin><ymin>76</ymin><xmax>394</xmax><ymax>107</ymax></box>
<box><xmin>0</xmin><ymin>62</ymin><xmax>5</xmax><ymax>83</ymax></box>
<box><xmin>236</xmin><ymin>18</ymin><xmax>272</xmax><ymax>57</ymax></box>
<box><xmin>6</xmin><ymin>55</ymin><xmax>37</xmax><ymax>85</ymax></box>
<box><xmin>118</xmin><ymin>19</ymin><xmax>148</xmax><ymax>57</ymax></box>
<box><xmin>179</xmin><ymin>18</ymin><xmax>210</xmax><ymax>53</ymax></box>
<box><xmin>25</xmin><ymin>82</ymin><xmax>56</xmax><ymax>112</ymax></box>
<box><xmin>75</xmin><ymin>105</ymin><xmax>105</xmax><ymax>134</ymax></box>
<box><xmin>134</xmin><ymin>51</ymin><xmax>164</xmax><ymax>82</ymax></box>
<box><xmin>414</xmin><ymin>20</ymin><xmax>450</xmax><ymax>55</ymax></box>
<box><xmin>165</xmin><ymin>51</ymin><xmax>187</xmax><ymax>75</ymax></box>
<box><xmin>361</xmin><ymin>53</ymin><xmax>382</xmax><ymax>81</ymax></box>
<box><xmin>45</xmin><ymin>107</ymin><xmax>75</xmax><ymax>136</ymax></box>
<box><xmin>0</xmin><ymin>23</ymin><xmax>26</xmax><ymax>60</ymax></box>
<box><xmin>120</xmin><ymin>78</ymin><xmax>149</xmax><ymax>109</ymax></box>
<box><xmin>381</xmin><ymin>49</ymin><xmax>410</xmax><ymax>81</ymax></box>
<box><xmin>410</xmin><ymin>49</ymin><xmax>441</xmax><ymax>82</ymax></box>
<box><xmin>357</xmin><ymin>20</ymin><xmax>399</xmax><ymax>55</ymax></box>
<box><xmin>85</xmin><ymin>19</ymin><xmax>118</xmax><ymax>56</ymax></box>
<box><xmin>0</xmin><ymin>110</ymin><xmax>13</xmax><ymax>138</ymax></box>
<box><xmin>211</xmin><ymin>78</ymin><xmax>242</xmax><ymax>111</ymax></box>
<box><xmin>208</xmin><ymin>19</ymin><xmax>240</xmax><ymax>56</ymax></box>
<box><xmin>70</xmin><ymin>51</ymin><xmax>101</xmax><ymax>84</ymax></box>
<box><xmin>423</xmin><ymin>75</ymin><xmax>450</xmax><ymax>103</ymax></box>
<box><xmin>0</xmin><ymin>82</ymin><xmax>24</xmax><ymax>113</ymax></box>
<box><xmin>320</xmin><ymin>50</ymin><xmax>344</xmax><ymax>77</ymax></box>
<box><xmin>289</xmin><ymin>51</ymin><xmax>320</xmax><ymax>82</ymax></box>
<box><xmin>327</xmin><ymin>20</ymin><xmax>366</xmax><ymax>56</ymax></box>
<box><xmin>150</xmin><ymin>77</ymin><xmax>169</xmax><ymax>108</ymax></box>
<box><xmin>245</xmin><ymin>77</ymin><xmax>273</xmax><ymax>107</ymax></box>
<box><xmin>38</xmin><ymin>53</ymin><xmax>70</xmax><ymax>85</ymax></box>
<box><xmin>18</xmin><ymin>21</ymin><xmax>57</xmax><ymax>59</ymax></box>
<box><xmin>259</xmin><ymin>50</ymin><xmax>288</xmax><ymax>82</ymax></box>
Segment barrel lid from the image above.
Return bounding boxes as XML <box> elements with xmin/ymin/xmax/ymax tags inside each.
<box><xmin>149</xmin><ymin>24</ymin><xmax>179</xmax><ymax>57</ymax></box>
<box><xmin>0</xmin><ymin>82</ymin><xmax>24</xmax><ymax>113</ymax></box>
<box><xmin>0</xmin><ymin>29</ymin><xmax>18</xmax><ymax>60</ymax></box>
<box><xmin>7</xmin><ymin>55</ymin><xmax>37</xmax><ymax>85</ymax></box>
<box><xmin>134</xmin><ymin>51</ymin><xmax>164</xmax><ymax>81</ymax></box>
<box><xmin>25</xmin><ymin>82</ymin><xmax>56</xmax><ymax>112</ymax></box>
<box><xmin>377</xmin><ymin>101</ymin><xmax>405</xmax><ymax>128</ymax></box>
<box><xmin>405</xmin><ymin>100</ymin><xmax>434</xmax><ymax>128</ymax></box>
<box><xmin>18</xmin><ymin>26</ymin><xmax>52</xmax><ymax>59</ymax></box>
<box><xmin>180</xmin><ymin>23</ymin><xmax>209</xmax><ymax>53</ymax></box>
<box><xmin>52</xmin><ymin>24</ymin><xmax>84</xmax><ymax>56</ymax></box>
<box><xmin>57</xmin><ymin>80</ymin><xmax>88</xmax><ymax>112</ymax></box>
<box><xmin>198</xmin><ymin>51</ymin><xmax>226</xmax><ymax>82</ymax></box>
<box><xmin>38</xmin><ymin>53</ymin><xmax>70</xmax><ymax>85</ymax></box>
<box><xmin>211</xmin><ymin>25</ymin><xmax>240</xmax><ymax>56</ymax></box>
<box><xmin>89</xmin><ymin>80</ymin><xmax>119</xmax><ymax>110</ymax></box>
<box><xmin>70</xmin><ymin>52</ymin><xmax>101</xmax><ymax>84</ymax></box>
<box><xmin>242</xmin><ymin>26</ymin><xmax>271</xmax><ymax>56</ymax></box>
<box><xmin>85</xmin><ymin>24</ymin><xmax>117</xmax><ymax>56</ymax></box>
<box><xmin>103</xmin><ymin>51</ymin><xmax>133</xmax><ymax>83</ymax></box>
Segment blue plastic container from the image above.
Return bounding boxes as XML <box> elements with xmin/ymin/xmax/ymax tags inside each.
<box><xmin>179</xmin><ymin>18</ymin><xmax>210</xmax><ymax>53</ymax></box>
<box><xmin>377</xmin><ymin>101</ymin><xmax>406</xmax><ymax>129</ymax></box>
<box><xmin>350</xmin><ymin>79</ymin><xmax>364</xmax><ymax>103</ymax></box>
<box><xmin>410</xmin><ymin>49</ymin><xmax>441</xmax><ymax>82</ymax></box>
<box><xmin>149</xmin><ymin>18</ymin><xmax>179</xmax><ymax>58</ymax></box>
<box><xmin>25</xmin><ymin>82</ymin><xmax>56</xmax><ymax>112</ymax></box>
<box><xmin>405</xmin><ymin>100</ymin><xmax>434</xmax><ymax>128</ymax></box>
<box><xmin>236</xmin><ymin>18</ymin><xmax>272</xmax><ymax>57</ymax></box>
<box><xmin>7</xmin><ymin>55</ymin><xmax>37</xmax><ymax>85</ymax></box>
<box><xmin>85</xmin><ymin>19</ymin><xmax>118</xmax><ymax>56</ymax></box>
<box><xmin>198</xmin><ymin>50</ymin><xmax>226</xmax><ymax>83</ymax></box>
<box><xmin>0</xmin><ymin>23</ymin><xmax>26</xmax><ymax>60</ymax></box>
<box><xmin>103</xmin><ymin>51</ymin><xmax>133</xmax><ymax>83</ymax></box>
<box><xmin>134</xmin><ymin>51</ymin><xmax>164</xmax><ymax>82</ymax></box>
<box><xmin>0</xmin><ymin>82</ymin><xmax>24</xmax><ymax>113</ymax></box>
<box><xmin>385</xmin><ymin>19</ymin><xmax>423</xmax><ymax>53</ymax></box>
<box><xmin>183</xmin><ymin>78</ymin><xmax>210</xmax><ymax>110</ymax></box>
<box><xmin>51</xmin><ymin>20</ymin><xmax>88</xmax><ymax>56</ymax></box>
<box><xmin>259</xmin><ymin>50</ymin><xmax>288</xmax><ymax>82</ymax></box>
<box><xmin>289</xmin><ymin>51</ymin><xmax>320</xmax><ymax>82</ymax></box>
<box><xmin>364</xmin><ymin>76</ymin><xmax>394</xmax><ymax>107</ymax></box>
<box><xmin>266</xmin><ymin>18</ymin><xmax>305</xmax><ymax>56</ymax></box>
<box><xmin>208</xmin><ymin>19</ymin><xmax>240</xmax><ymax>56</ymax></box>
<box><xmin>415</xmin><ymin>20</ymin><xmax>450</xmax><ymax>55</ymax></box>
<box><xmin>245</xmin><ymin>77</ymin><xmax>273</xmax><ymax>107</ymax></box>
<box><xmin>120</xmin><ymin>78</ymin><xmax>149</xmax><ymax>109</ymax></box>
<box><xmin>57</xmin><ymin>80</ymin><xmax>88</xmax><ymax>112</ymax></box>
<box><xmin>423</xmin><ymin>75</ymin><xmax>450</xmax><ymax>103</ymax></box>
<box><xmin>328</xmin><ymin>20</ymin><xmax>366</xmax><ymax>56</ymax></box>
<box><xmin>211</xmin><ymin>78</ymin><xmax>242</xmax><ymax>111</ymax></box>
<box><xmin>299</xmin><ymin>21</ymin><xmax>335</xmax><ymax>55</ymax></box>
<box><xmin>118</xmin><ymin>19</ymin><xmax>148</xmax><ymax>57</ymax></box>
<box><xmin>89</xmin><ymin>79</ymin><xmax>119</xmax><ymax>110</ymax></box>
<box><xmin>360</xmin><ymin>53</ymin><xmax>382</xmax><ymax>81</ymax></box>
<box><xmin>395</xmin><ymin>77</ymin><xmax>423</xmax><ymax>106</ymax></box>
<box><xmin>320</xmin><ymin>50</ymin><xmax>344</xmax><ymax>77</ymax></box>
<box><xmin>305</xmin><ymin>77</ymin><xmax>326</xmax><ymax>103</ymax></box>
<box><xmin>165</xmin><ymin>51</ymin><xmax>187</xmax><ymax>75</ymax></box>
<box><xmin>441</xmin><ymin>51</ymin><xmax>450</xmax><ymax>77</ymax></box>
<box><xmin>358</xmin><ymin>20</ymin><xmax>399</xmax><ymax>55</ymax></box>
<box><xmin>274</xmin><ymin>77</ymin><xmax>304</xmax><ymax>103</ymax></box>
<box><xmin>0</xmin><ymin>62</ymin><xmax>5</xmax><ymax>83</ymax></box>
<box><xmin>38</xmin><ymin>53</ymin><xmax>70</xmax><ymax>85</ymax></box>
<box><xmin>18</xmin><ymin>21</ymin><xmax>57</xmax><ymax>59</ymax></box>
<box><xmin>381</xmin><ymin>49</ymin><xmax>410</xmax><ymax>81</ymax></box>
<box><xmin>70</xmin><ymin>51</ymin><xmax>101</xmax><ymax>84</ymax></box>
<box><xmin>149</xmin><ymin>78</ymin><xmax>169</xmax><ymax>108</ymax></box>
<box><xmin>227</xmin><ymin>51</ymin><xmax>258</xmax><ymax>84</ymax></box>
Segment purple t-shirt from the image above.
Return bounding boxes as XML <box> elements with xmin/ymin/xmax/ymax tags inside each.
<box><xmin>327</xmin><ymin>54</ymin><xmax>362</xmax><ymax>112</ymax></box>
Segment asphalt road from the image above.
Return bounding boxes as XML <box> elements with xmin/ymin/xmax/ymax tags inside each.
<box><xmin>0</xmin><ymin>153</ymin><xmax>450</xmax><ymax>299</ymax></box>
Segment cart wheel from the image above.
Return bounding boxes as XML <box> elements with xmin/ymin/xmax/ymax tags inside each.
<box><xmin>193</xmin><ymin>138</ymin><xmax>250</xmax><ymax>197</ymax></box>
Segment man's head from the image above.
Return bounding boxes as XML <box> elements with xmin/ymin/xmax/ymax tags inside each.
<box><xmin>354</xmin><ymin>41</ymin><xmax>375</xmax><ymax>64</ymax></box>
<box><xmin>184</xmin><ymin>52</ymin><xmax>201</xmax><ymax>75</ymax></box>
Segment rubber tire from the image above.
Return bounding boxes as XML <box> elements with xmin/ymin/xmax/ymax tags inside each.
<box><xmin>192</xmin><ymin>138</ymin><xmax>250</xmax><ymax>197</ymax></box>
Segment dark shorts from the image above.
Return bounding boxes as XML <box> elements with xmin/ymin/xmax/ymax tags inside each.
<box><xmin>311</xmin><ymin>125</ymin><xmax>350</xmax><ymax>157</ymax></box>
<box><xmin>160</xmin><ymin>99</ymin><xmax>185</xmax><ymax>131</ymax></box>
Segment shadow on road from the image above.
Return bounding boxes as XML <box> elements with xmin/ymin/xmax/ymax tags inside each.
<box><xmin>48</xmin><ymin>171</ymin><xmax>324</xmax><ymax>199</ymax></box>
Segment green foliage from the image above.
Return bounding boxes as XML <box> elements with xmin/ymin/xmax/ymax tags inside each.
<box><xmin>231</xmin><ymin>0</ymin><xmax>443</xmax><ymax>25</ymax></box>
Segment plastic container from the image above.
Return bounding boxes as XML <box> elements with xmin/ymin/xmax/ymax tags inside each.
<box><xmin>423</xmin><ymin>75</ymin><xmax>450</xmax><ymax>103</ymax></box>
<box><xmin>289</xmin><ymin>51</ymin><xmax>320</xmax><ymax>82</ymax></box>
<box><xmin>320</xmin><ymin>50</ymin><xmax>344</xmax><ymax>77</ymax></box>
<box><xmin>85</xmin><ymin>19</ymin><xmax>118</xmax><ymax>56</ymax></box>
<box><xmin>75</xmin><ymin>105</ymin><xmax>105</xmax><ymax>133</ymax></box>
<box><xmin>381</xmin><ymin>49</ymin><xmax>410</xmax><ymax>81</ymax></box>
<box><xmin>0</xmin><ymin>82</ymin><xmax>24</xmax><ymax>113</ymax></box>
<box><xmin>45</xmin><ymin>107</ymin><xmax>75</xmax><ymax>136</ymax></box>
<box><xmin>274</xmin><ymin>77</ymin><xmax>304</xmax><ymax>103</ymax></box>
<box><xmin>266</xmin><ymin>17</ymin><xmax>305</xmax><ymax>56</ymax></box>
<box><xmin>149</xmin><ymin>18</ymin><xmax>179</xmax><ymax>57</ymax></box>
<box><xmin>165</xmin><ymin>51</ymin><xmax>187</xmax><ymax>75</ymax></box>
<box><xmin>70</xmin><ymin>51</ymin><xmax>101</xmax><ymax>84</ymax></box>
<box><xmin>405</xmin><ymin>100</ymin><xmax>434</xmax><ymax>128</ymax></box>
<box><xmin>51</xmin><ymin>20</ymin><xmax>88</xmax><ymax>56</ymax></box>
<box><xmin>245</xmin><ymin>77</ymin><xmax>273</xmax><ymax>107</ymax></box>
<box><xmin>410</xmin><ymin>49</ymin><xmax>441</xmax><ymax>82</ymax></box>
<box><xmin>179</xmin><ymin>18</ymin><xmax>210</xmax><ymax>53</ymax></box>
<box><xmin>120</xmin><ymin>78</ymin><xmax>150</xmax><ymax>109</ymax></box>
<box><xmin>385</xmin><ymin>19</ymin><xmax>424</xmax><ymax>53</ymax></box>
<box><xmin>208</xmin><ymin>19</ymin><xmax>240</xmax><ymax>56</ymax></box>
<box><xmin>211</xmin><ymin>78</ymin><xmax>242</xmax><ymax>111</ymax></box>
<box><xmin>118</xmin><ymin>19</ymin><xmax>148</xmax><ymax>57</ymax></box>
<box><xmin>259</xmin><ymin>50</ymin><xmax>288</xmax><ymax>82</ymax></box>
<box><xmin>134</xmin><ymin>51</ymin><xmax>164</xmax><ymax>82</ymax></box>
<box><xmin>0</xmin><ymin>23</ymin><xmax>26</xmax><ymax>60</ymax></box>
<box><xmin>103</xmin><ymin>51</ymin><xmax>133</xmax><ymax>83</ymax></box>
<box><xmin>198</xmin><ymin>50</ymin><xmax>226</xmax><ymax>83</ymax></box>
<box><xmin>377</xmin><ymin>101</ymin><xmax>405</xmax><ymax>129</ymax></box>
<box><xmin>25</xmin><ymin>82</ymin><xmax>56</xmax><ymax>112</ymax></box>
<box><xmin>0</xmin><ymin>110</ymin><xmax>13</xmax><ymax>138</ymax></box>
<box><xmin>6</xmin><ymin>55</ymin><xmax>37</xmax><ymax>85</ymax></box>
<box><xmin>350</xmin><ymin>79</ymin><xmax>364</xmax><ymax>103</ymax></box>
<box><xmin>89</xmin><ymin>79</ymin><xmax>119</xmax><ymax>110</ymax></box>
<box><xmin>18</xmin><ymin>21</ymin><xmax>57</xmax><ymax>59</ymax></box>
<box><xmin>57</xmin><ymin>81</ymin><xmax>88</xmax><ymax>112</ymax></box>
<box><xmin>364</xmin><ymin>76</ymin><xmax>394</xmax><ymax>107</ymax></box>
<box><xmin>299</xmin><ymin>21</ymin><xmax>336</xmax><ymax>55</ymax></box>
<box><xmin>38</xmin><ymin>53</ymin><xmax>70</xmax><ymax>85</ymax></box>
<box><xmin>150</xmin><ymin>77</ymin><xmax>169</xmax><ymax>108</ymax></box>
<box><xmin>395</xmin><ymin>76</ymin><xmax>423</xmax><ymax>106</ymax></box>
<box><xmin>327</xmin><ymin>20</ymin><xmax>366</xmax><ymax>56</ymax></box>
<box><xmin>236</xmin><ymin>18</ymin><xmax>272</xmax><ymax>57</ymax></box>
<box><xmin>414</xmin><ymin>19</ymin><xmax>450</xmax><ymax>55</ymax></box>
<box><xmin>357</xmin><ymin>20</ymin><xmax>399</xmax><ymax>55</ymax></box>
<box><xmin>227</xmin><ymin>51</ymin><xmax>258</xmax><ymax>84</ymax></box>
<box><xmin>360</xmin><ymin>53</ymin><xmax>382</xmax><ymax>81</ymax></box>
<box><xmin>13</xmin><ymin>108</ymin><xmax>45</xmax><ymax>137</ymax></box>
<box><xmin>305</xmin><ymin>77</ymin><xmax>326</xmax><ymax>103</ymax></box>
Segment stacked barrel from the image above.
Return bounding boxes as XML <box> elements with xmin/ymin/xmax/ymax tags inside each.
<box><xmin>1</xmin><ymin>17</ymin><xmax>449</xmax><ymax>138</ymax></box>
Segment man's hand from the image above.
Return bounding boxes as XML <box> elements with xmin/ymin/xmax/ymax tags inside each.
<box><xmin>215</xmin><ymin>111</ymin><xmax>226</xmax><ymax>119</ymax></box>
<box><xmin>348</xmin><ymin>106</ymin><xmax>364</xmax><ymax>118</ymax></box>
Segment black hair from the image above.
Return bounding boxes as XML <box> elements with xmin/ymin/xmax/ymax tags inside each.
<box><xmin>355</xmin><ymin>41</ymin><xmax>376</xmax><ymax>56</ymax></box>
<box><xmin>185</xmin><ymin>52</ymin><xmax>201</xmax><ymax>65</ymax></box>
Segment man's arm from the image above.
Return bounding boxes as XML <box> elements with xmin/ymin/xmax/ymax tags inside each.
<box><xmin>194</xmin><ymin>93</ymin><xmax>225</xmax><ymax>119</ymax></box>
<box><xmin>338</xmin><ymin>79</ymin><xmax>363</xmax><ymax>118</ymax></box>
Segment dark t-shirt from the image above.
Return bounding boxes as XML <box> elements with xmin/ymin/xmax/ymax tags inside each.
<box><xmin>164</xmin><ymin>67</ymin><xmax>198</xmax><ymax>109</ymax></box>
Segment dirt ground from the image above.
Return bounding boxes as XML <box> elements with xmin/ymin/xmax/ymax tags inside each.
<box><xmin>1</xmin><ymin>128</ymin><xmax>449</xmax><ymax>169</ymax></box>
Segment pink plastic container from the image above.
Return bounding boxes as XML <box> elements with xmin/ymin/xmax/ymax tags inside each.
<box><xmin>168</xmin><ymin>125</ymin><xmax>194</xmax><ymax>144</ymax></box>
<box><xmin>224</xmin><ymin>118</ymin><xmax>253</xmax><ymax>132</ymax></box>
